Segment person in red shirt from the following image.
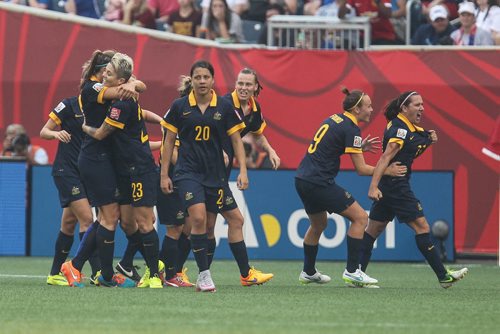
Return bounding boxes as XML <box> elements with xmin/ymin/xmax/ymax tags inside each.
<box><xmin>339</xmin><ymin>0</ymin><xmax>403</xmax><ymax>44</ymax></box>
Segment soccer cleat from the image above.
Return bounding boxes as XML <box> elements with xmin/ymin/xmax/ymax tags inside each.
<box><xmin>177</xmin><ymin>267</ymin><xmax>194</xmax><ymax>287</ymax></box>
<box><xmin>115</xmin><ymin>262</ymin><xmax>141</xmax><ymax>282</ymax></box>
<box><xmin>174</xmin><ymin>273</ymin><xmax>195</xmax><ymax>287</ymax></box>
<box><xmin>196</xmin><ymin>269</ymin><xmax>216</xmax><ymax>292</ymax></box>
<box><xmin>96</xmin><ymin>272</ymin><xmax>136</xmax><ymax>288</ymax></box>
<box><xmin>241</xmin><ymin>267</ymin><xmax>274</xmax><ymax>286</ymax></box>
<box><xmin>439</xmin><ymin>267</ymin><xmax>468</xmax><ymax>289</ymax></box>
<box><xmin>60</xmin><ymin>261</ymin><xmax>84</xmax><ymax>287</ymax></box>
<box><xmin>138</xmin><ymin>260</ymin><xmax>165</xmax><ymax>288</ymax></box>
<box><xmin>342</xmin><ymin>269</ymin><xmax>378</xmax><ymax>287</ymax></box>
<box><xmin>163</xmin><ymin>277</ymin><xmax>180</xmax><ymax>288</ymax></box>
<box><xmin>149</xmin><ymin>275</ymin><xmax>163</xmax><ymax>289</ymax></box>
<box><xmin>299</xmin><ymin>270</ymin><xmax>331</xmax><ymax>285</ymax></box>
<box><xmin>89</xmin><ymin>272</ymin><xmax>100</xmax><ymax>286</ymax></box>
<box><xmin>46</xmin><ymin>273</ymin><xmax>69</xmax><ymax>286</ymax></box>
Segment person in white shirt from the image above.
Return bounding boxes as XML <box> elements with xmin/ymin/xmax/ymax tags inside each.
<box><xmin>451</xmin><ymin>1</ymin><xmax>494</xmax><ymax>45</ymax></box>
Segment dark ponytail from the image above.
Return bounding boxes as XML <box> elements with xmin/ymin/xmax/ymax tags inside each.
<box><xmin>341</xmin><ymin>87</ymin><xmax>364</xmax><ymax>111</ymax></box>
<box><xmin>384</xmin><ymin>91</ymin><xmax>418</xmax><ymax>121</ymax></box>
<box><xmin>80</xmin><ymin>49</ymin><xmax>115</xmax><ymax>89</ymax></box>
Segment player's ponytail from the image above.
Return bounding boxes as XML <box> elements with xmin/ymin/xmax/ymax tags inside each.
<box><xmin>384</xmin><ymin>91</ymin><xmax>418</xmax><ymax>121</ymax></box>
<box><xmin>341</xmin><ymin>87</ymin><xmax>364</xmax><ymax>112</ymax></box>
<box><xmin>80</xmin><ymin>49</ymin><xmax>115</xmax><ymax>90</ymax></box>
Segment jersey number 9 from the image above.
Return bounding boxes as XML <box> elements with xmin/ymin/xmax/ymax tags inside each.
<box><xmin>308</xmin><ymin>124</ymin><xmax>329</xmax><ymax>154</ymax></box>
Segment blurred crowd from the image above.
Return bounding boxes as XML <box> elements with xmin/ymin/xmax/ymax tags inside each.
<box><xmin>3</xmin><ymin>0</ymin><xmax>499</xmax><ymax>45</ymax></box>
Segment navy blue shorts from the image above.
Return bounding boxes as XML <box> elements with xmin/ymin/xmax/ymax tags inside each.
<box><xmin>176</xmin><ymin>179</ymin><xmax>225</xmax><ymax>213</ymax></box>
<box><xmin>156</xmin><ymin>183</ymin><xmax>185</xmax><ymax>226</ymax></box>
<box><xmin>295</xmin><ymin>178</ymin><xmax>355</xmax><ymax>215</ymax></box>
<box><xmin>369</xmin><ymin>177</ymin><xmax>424</xmax><ymax>224</ymax></box>
<box><xmin>78</xmin><ymin>153</ymin><xmax>118</xmax><ymax>207</ymax></box>
<box><xmin>218</xmin><ymin>184</ymin><xmax>238</xmax><ymax>212</ymax></box>
<box><xmin>53</xmin><ymin>174</ymin><xmax>87</xmax><ymax>208</ymax></box>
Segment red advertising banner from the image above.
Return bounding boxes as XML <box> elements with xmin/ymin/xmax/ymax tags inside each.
<box><xmin>0</xmin><ymin>7</ymin><xmax>498</xmax><ymax>254</ymax></box>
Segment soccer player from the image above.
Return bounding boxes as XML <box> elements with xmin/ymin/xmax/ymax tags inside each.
<box><xmin>160</xmin><ymin>60</ymin><xmax>248</xmax><ymax>292</ymax></box>
<box><xmin>362</xmin><ymin>91</ymin><xmax>469</xmax><ymax>288</ymax></box>
<box><xmin>61</xmin><ymin>50</ymin><xmax>141</xmax><ymax>288</ymax></box>
<box><xmin>40</xmin><ymin>95</ymin><xmax>100</xmax><ymax>285</ymax></box>
<box><xmin>295</xmin><ymin>87</ymin><xmax>407</xmax><ymax>287</ymax></box>
<box><xmin>82</xmin><ymin>53</ymin><xmax>163</xmax><ymax>289</ymax></box>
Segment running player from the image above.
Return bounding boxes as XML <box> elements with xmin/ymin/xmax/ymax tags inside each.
<box><xmin>160</xmin><ymin>60</ymin><xmax>248</xmax><ymax>292</ymax></box>
<box><xmin>295</xmin><ymin>87</ymin><xmax>407</xmax><ymax>287</ymax></box>
<box><xmin>362</xmin><ymin>91</ymin><xmax>468</xmax><ymax>288</ymax></box>
<box><xmin>40</xmin><ymin>95</ymin><xmax>100</xmax><ymax>285</ymax></box>
<box><xmin>82</xmin><ymin>53</ymin><xmax>163</xmax><ymax>289</ymax></box>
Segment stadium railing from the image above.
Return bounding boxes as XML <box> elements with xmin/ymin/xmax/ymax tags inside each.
<box><xmin>266</xmin><ymin>15</ymin><xmax>371</xmax><ymax>50</ymax></box>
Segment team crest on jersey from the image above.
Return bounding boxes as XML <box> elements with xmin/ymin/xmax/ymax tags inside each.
<box><xmin>353</xmin><ymin>136</ymin><xmax>362</xmax><ymax>148</ymax></box>
<box><xmin>92</xmin><ymin>83</ymin><xmax>103</xmax><ymax>92</ymax></box>
<box><xmin>213</xmin><ymin>111</ymin><xmax>222</xmax><ymax>121</ymax></box>
<box><xmin>110</xmin><ymin>107</ymin><xmax>121</xmax><ymax>120</ymax></box>
<box><xmin>396</xmin><ymin>128</ymin><xmax>407</xmax><ymax>139</ymax></box>
<box><xmin>176</xmin><ymin>211</ymin><xmax>185</xmax><ymax>220</ymax></box>
<box><xmin>71</xmin><ymin>186</ymin><xmax>80</xmax><ymax>196</ymax></box>
<box><xmin>54</xmin><ymin>102</ymin><xmax>66</xmax><ymax>113</ymax></box>
<box><xmin>185</xmin><ymin>192</ymin><xmax>193</xmax><ymax>201</ymax></box>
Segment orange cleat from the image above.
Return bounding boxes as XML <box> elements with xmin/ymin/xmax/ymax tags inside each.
<box><xmin>61</xmin><ymin>261</ymin><xmax>84</xmax><ymax>287</ymax></box>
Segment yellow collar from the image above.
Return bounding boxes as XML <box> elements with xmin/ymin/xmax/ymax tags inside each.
<box><xmin>397</xmin><ymin>114</ymin><xmax>424</xmax><ymax>132</ymax></box>
<box><xmin>188</xmin><ymin>89</ymin><xmax>217</xmax><ymax>107</ymax></box>
<box><xmin>90</xmin><ymin>75</ymin><xmax>99</xmax><ymax>82</ymax></box>
<box><xmin>231</xmin><ymin>90</ymin><xmax>257</xmax><ymax>112</ymax></box>
<box><xmin>343</xmin><ymin>111</ymin><xmax>358</xmax><ymax>126</ymax></box>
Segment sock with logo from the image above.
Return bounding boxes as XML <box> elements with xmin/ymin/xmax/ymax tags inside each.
<box><xmin>79</xmin><ymin>231</ymin><xmax>101</xmax><ymax>277</ymax></box>
<box><xmin>160</xmin><ymin>235</ymin><xmax>178</xmax><ymax>280</ymax></box>
<box><xmin>206</xmin><ymin>238</ymin><xmax>217</xmax><ymax>268</ymax></box>
<box><xmin>303</xmin><ymin>243</ymin><xmax>318</xmax><ymax>276</ymax></box>
<box><xmin>120</xmin><ymin>230</ymin><xmax>142</xmax><ymax>269</ymax></box>
<box><xmin>359</xmin><ymin>232</ymin><xmax>376</xmax><ymax>272</ymax></box>
<box><xmin>96</xmin><ymin>224</ymin><xmax>116</xmax><ymax>282</ymax></box>
<box><xmin>142</xmin><ymin>230</ymin><xmax>160</xmax><ymax>277</ymax></box>
<box><xmin>415</xmin><ymin>233</ymin><xmax>447</xmax><ymax>280</ymax></box>
<box><xmin>346</xmin><ymin>235</ymin><xmax>363</xmax><ymax>273</ymax></box>
<box><xmin>72</xmin><ymin>220</ymin><xmax>99</xmax><ymax>272</ymax></box>
<box><xmin>50</xmin><ymin>231</ymin><xmax>73</xmax><ymax>276</ymax></box>
<box><xmin>175</xmin><ymin>232</ymin><xmax>191</xmax><ymax>273</ymax></box>
<box><xmin>229</xmin><ymin>241</ymin><xmax>251</xmax><ymax>277</ymax></box>
<box><xmin>190</xmin><ymin>233</ymin><xmax>208</xmax><ymax>272</ymax></box>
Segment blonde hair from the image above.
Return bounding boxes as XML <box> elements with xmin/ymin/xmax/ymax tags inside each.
<box><xmin>109</xmin><ymin>53</ymin><xmax>134</xmax><ymax>81</ymax></box>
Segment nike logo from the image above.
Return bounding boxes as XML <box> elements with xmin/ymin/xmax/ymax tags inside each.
<box><xmin>104</xmin><ymin>240</ymin><xmax>115</xmax><ymax>244</ymax></box>
<box><xmin>182</xmin><ymin>111</ymin><xmax>191</xmax><ymax>116</ymax></box>
<box><xmin>345</xmin><ymin>273</ymin><xmax>363</xmax><ymax>281</ymax></box>
<box><xmin>192</xmin><ymin>248</ymin><xmax>204</xmax><ymax>253</ymax></box>
<box><xmin>428</xmin><ymin>245</ymin><xmax>435</xmax><ymax>251</ymax></box>
<box><xmin>69</xmin><ymin>268</ymin><xmax>78</xmax><ymax>280</ymax></box>
<box><xmin>133</xmin><ymin>197</ymin><xmax>141</xmax><ymax>202</ymax></box>
<box><xmin>410</xmin><ymin>136</ymin><xmax>414</xmax><ymax>140</ymax></box>
<box><xmin>62</xmin><ymin>250</ymin><xmax>69</xmax><ymax>254</ymax></box>
<box><xmin>120</xmin><ymin>267</ymin><xmax>134</xmax><ymax>277</ymax></box>
<box><xmin>244</xmin><ymin>278</ymin><xmax>258</xmax><ymax>283</ymax></box>
<box><xmin>75</xmin><ymin>114</ymin><xmax>84</xmax><ymax>118</ymax></box>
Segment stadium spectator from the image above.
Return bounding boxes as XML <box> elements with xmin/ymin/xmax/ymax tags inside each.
<box><xmin>167</xmin><ymin>0</ymin><xmax>202</xmax><ymax>37</ymax></box>
<box><xmin>475</xmin><ymin>0</ymin><xmax>500</xmax><ymax>44</ymax></box>
<box><xmin>451</xmin><ymin>1</ymin><xmax>494</xmax><ymax>45</ymax></box>
<box><xmin>64</xmin><ymin>0</ymin><xmax>102</xmax><ymax>18</ymax></box>
<box><xmin>10</xmin><ymin>133</ymin><xmax>49</xmax><ymax>165</ymax></box>
<box><xmin>315</xmin><ymin>0</ymin><xmax>357</xmax><ymax>48</ymax></box>
<box><xmin>338</xmin><ymin>0</ymin><xmax>402</xmax><ymax>45</ymax></box>
<box><xmin>295</xmin><ymin>87</ymin><xmax>406</xmax><ymax>287</ymax></box>
<box><xmin>103</xmin><ymin>0</ymin><xmax>126</xmax><ymax>21</ymax></box>
<box><xmin>1</xmin><ymin>123</ymin><xmax>26</xmax><ymax>157</ymax></box>
<box><xmin>390</xmin><ymin>0</ymin><xmax>407</xmax><ymax>42</ymax></box>
<box><xmin>412</xmin><ymin>4</ymin><xmax>456</xmax><ymax>45</ymax></box>
<box><xmin>257</xmin><ymin>2</ymin><xmax>291</xmax><ymax>45</ymax></box>
<box><xmin>201</xmin><ymin>0</ymin><xmax>249</xmax><ymax>15</ymax></box>
<box><xmin>121</xmin><ymin>0</ymin><xmax>156</xmax><ymax>29</ymax></box>
<box><xmin>421</xmin><ymin>0</ymin><xmax>460</xmax><ymax>20</ymax></box>
<box><xmin>147</xmin><ymin>0</ymin><xmax>180</xmax><ymax>27</ymax></box>
<box><xmin>304</xmin><ymin>0</ymin><xmax>335</xmax><ymax>15</ymax></box>
<box><xmin>27</xmin><ymin>0</ymin><xmax>53</xmax><ymax>10</ymax></box>
<box><xmin>201</xmin><ymin>0</ymin><xmax>244</xmax><ymax>43</ymax></box>
<box><xmin>361</xmin><ymin>90</ymin><xmax>469</xmax><ymax>288</ymax></box>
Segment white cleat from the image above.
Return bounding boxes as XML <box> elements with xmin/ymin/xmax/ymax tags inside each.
<box><xmin>299</xmin><ymin>270</ymin><xmax>331</xmax><ymax>284</ymax></box>
<box><xmin>342</xmin><ymin>269</ymin><xmax>378</xmax><ymax>287</ymax></box>
<box><xmin>196</xmin><ymin>270</ymin><xmax>216</xmax><ymax>292</ymax></box>
<box><xmin>439</xmin><ymin>267</ymin><xmax>468</xmax><ymax>289</ymax></box>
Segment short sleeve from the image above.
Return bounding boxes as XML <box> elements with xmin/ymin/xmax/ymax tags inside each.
<box><xmin>344</xmin><ymin>125</ymin><xmax>362</xmax><ymax>154</ymax></box>
<box><xmin>105</xmin><ymin>101</ymin><xmax>129</xmax><ymax>129</ymax></box>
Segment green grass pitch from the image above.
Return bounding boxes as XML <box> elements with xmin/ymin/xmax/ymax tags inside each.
<box><xmin>0</xmin><ymin>257</ymin><xmax>499</xmax><ymax>334</ymax></box>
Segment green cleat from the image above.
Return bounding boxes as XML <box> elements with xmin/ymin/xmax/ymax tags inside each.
<box><xmin>138</xmin><ymin>260</ymin><xmax>165</xmax><ymax>288</ymax></box>
<box><xmin>47</xmin><ymin>273</ymin><xmax>69</xmax><ymax>286</ymax></box>
<box><xmin>149</xmin><ymin>275</ymin><xmax>163</xmax><ymax>289</ymax></box>
<box><xmin>439</xmin><ymin>268</ymin><xmax>468</xmax><ymax>289</ymax></box>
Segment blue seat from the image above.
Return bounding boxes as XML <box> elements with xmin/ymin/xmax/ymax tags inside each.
<box><xmin>242</xmin><ymin>20</ymin><xmax>264</xmax><ymax>44</ymax></box>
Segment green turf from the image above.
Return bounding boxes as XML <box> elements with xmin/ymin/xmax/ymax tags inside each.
<box><xmin>0</xmin><ymin>257</ymin><xmax>498</xmax><ymax>334</ymax></box>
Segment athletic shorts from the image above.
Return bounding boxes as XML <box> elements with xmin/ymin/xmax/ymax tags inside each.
<box><xmin>217</xmin><ymin>184</ymin><xmax>238</xmax><ymax>213</ymax></box>
<box><xmin>78</xmin><ymin>153</ymin><xmax>118</xmax><ymax>207</ymax></box>
<box><xmin>295</xmin><ymin>178</ymin><xmax>355</xmax><ymax>215</ymax></box>
<box><xmin>176</xmin><ymin>179</ymin><xmax>226</xmax><ymax>214</ymax></box>
<box><xmin>53</xmin><ymin>174</ymin><xmax>87</xmax><ymax>208</ymax></box>
<box><xmin>156</xmin><ymin>183</ymin><xmax>185</xmax><ymax>226</ymax></box>
<box><xmin>369</xmin><ymin>177</ymin><xmax>424</xmax><ymax>224</ymax></box>
<box><xmin>122</xmin><ymin>171</ymin><xmax>158</xmax><ymax>208</ymax></box>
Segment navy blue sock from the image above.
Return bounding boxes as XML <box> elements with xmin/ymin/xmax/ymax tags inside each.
<box><xmin>160</xmin><ymin>236</ymin><xmax>178</xmax><ymax>280</ymax></box>
<box><xmin>303</xmin><ymin>243</ymin><xmax>318</xmax><ymax>276</ymax></box>
<box><xmin>206</xmin><ymin>238</ymin><xmax>217</xmax><ymax>268</ymax></box>
<box><xmin>346</xmin><ymin>235</ymin><xmax>363</xmax><ymax>273</ymax></box>
<box><xmin>190</xmin><ymin>233</ymin><xmax>208</xmax><ymax>272</ymax></box>
<box><xmin>120</xmin><ymin>230</ymin><xmax>142</xmax><ymax>268</ymax></box>
<box><xmin>142</xmin><ymin>230</ymin><xmax>159</xmax><ymax>277</ymax></box>
<box><xmin>96</xmin><ymin>225</ymin><xmax>115</xmax><ymax>281</ymax></box>
<box><xmin>80</xmin><ymin>231</ymin><xmax>100</xmax><ymax>276</ymax></box>
<box><xmin>175</xmin><ymin>232</ymin><xmax>191</xmax><ymax>273</ymax></box>
<box><xmin>359</xmin><ymin>232</ymin><xmax>376</xmax><ymax>272</ymax></box>
<box><xmin>229</xmin><ymin>241</ymin><xmax>251</xmax><ymax>277</ymax></box>
<box><xmin>50</xmin><ymin>231</ymin><xmax>73</xmax><ymax>276</ymax></box>
<box><xmin>415</xmin><ymin>233</ymin><xmax>447</xmax><ymax>280</ymax></box>
<box><xmin>72</xmin><ymin>221</ymin><xmax>99</xmax><ymax>272</ymax></box>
